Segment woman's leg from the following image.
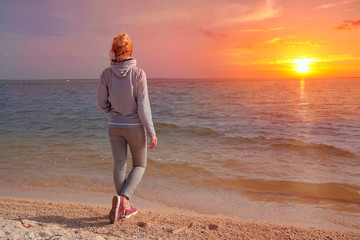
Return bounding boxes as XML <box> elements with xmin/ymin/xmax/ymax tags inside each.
<box><xmin>108</xmin><ymin>127</ymin><xmax>128</xmax><ymax>196</ymax></box>
<box><xmin>120</xmin><ymin>127</ymin><xmax>147</xmax><ymax>199</ymax></box>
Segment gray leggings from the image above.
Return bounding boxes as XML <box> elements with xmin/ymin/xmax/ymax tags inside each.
<box><xmin>108</xmin><ymin>126</ymin><xmax>147</xmax><ymax>199</ymax></box>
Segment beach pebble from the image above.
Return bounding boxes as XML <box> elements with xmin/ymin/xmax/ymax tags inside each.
<box><xmin>207</xmin><ymin>223</ymin><xmax>218</xmax><ymax>230</ymax></box>
<box><xmin>137</xmin><ymin>221</ymin><xmax>147</xmax><ymax>228</ymax></box>
<box><xmin>20</xmin><ymin>219</ymin><xmax>37</xmax><ymax>228</ymax></box>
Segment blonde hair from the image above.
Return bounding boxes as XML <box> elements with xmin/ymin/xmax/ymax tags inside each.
<box><xmin>109</xmin><ymin>33</ymin><xmax>133</xmax><ymax>62</ymax></box>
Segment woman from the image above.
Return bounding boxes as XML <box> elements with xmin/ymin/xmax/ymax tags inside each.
<box><xmin>96</xmin><ymin>33</ymin><xmax>157</xmax><ymax>224</ymax></box>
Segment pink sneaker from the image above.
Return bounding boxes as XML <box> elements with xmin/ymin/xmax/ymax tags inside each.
<box><xmin>109</xmin><ymin>195</ymin><xmax>125</xmax><ymax>224</ymax></box>
<box><xmin>123</xmin><ymin>204</ymin><xmax>138</xmax><ymax>219</ymax></box>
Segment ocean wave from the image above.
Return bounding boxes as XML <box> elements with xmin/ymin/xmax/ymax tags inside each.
<box><xmin>269</xmin><ymin>139</ymin><xmax>357</xmax><ymax>158</ymax></box>
<box><xmin>147</xmin><ymin>158</ymin><xmax>360</xmax><ymax>204</ymax></box>
<box><xmin>220</xmin><ymin>136</ymin><xmax>358</xmax><ymax>158</ymax></box>
<box><xmin>155</xmin><ymin>122</ymin><xmax>180</xmax><ymax>129</ymax></box>
<box><xmin>155</xmin><ymin>122</ymin><xmax>222</xmax><ymax>137</ymax></box>
<box><xmin>197</xmin><ymin>178</ymin><xmax>360</xmax><ymax>205</ymax></box>
<box><xmin>147</xmin><ymin>158</ymin><xmax>211</xmax><ymax>179</ymax></box>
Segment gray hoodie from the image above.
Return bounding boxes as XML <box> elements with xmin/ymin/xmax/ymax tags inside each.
<box><xmin>96</xmin><ymin>59</ymin><xmax>156</xmax><ymax>138</ymax></box>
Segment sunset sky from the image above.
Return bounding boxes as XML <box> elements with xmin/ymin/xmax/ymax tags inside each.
<box><xmin>0</xmin><ymin>0</ymin><xmax>359</xmax><ymax>79</ymax></box>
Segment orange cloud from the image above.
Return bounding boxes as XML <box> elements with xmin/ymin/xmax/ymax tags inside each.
<box><xmin>315</xmin><ymin>54</ymin><xmax>360</xmax><ymax>62</ymax></box>
<box><xmin>334</xmin><ymin>19</ymin><xmax>360</xmax><ymax>30</ymax></box>
<box><xmin>241</xmin><ymin>0</ymin><xmax>281</xmax><ymax>22</ymax></box>
<box><xmin>317</xmin><ymin>0</ymin><xmax>357</xmax><ymax>9</ymax></box>
<box><xmin>223</xmin><ymin>0</ymin><xmax>281</xmax><ymax>23</ymax></box>
<box><xmin>234</xmin><ymin>45</ymin><xmax>254</xmax><ymax>49</ymax></box>
<box><xmin>267</xmin><ymin>38</ymin><xmax>324</xmax><ymax>47</ymax></box>
<box><xmin>240</xmin><ymin>27</ymin><xmax>286</xmax><ymax>32</ymax></box>
<box><xmin>248</xmin><ymin>54</ymin><xmax>360</xmax><ymax>66</ymax></box>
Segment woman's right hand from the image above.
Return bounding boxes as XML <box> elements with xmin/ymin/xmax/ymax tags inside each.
<box><xmin>149</xmin><ymin>136</ymin><xmax>157</xmax><ymax>149</ymax></box>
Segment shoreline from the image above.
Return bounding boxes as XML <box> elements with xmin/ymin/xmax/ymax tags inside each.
<box><xmin>1</xmin><ymin>185</ymin><xmax>360</xmax><ymax>233</ymax></box>
<box><xmin>1</xmin><ymin>196</ymin><xmax>359</xmax><ymax>239</ymax></box>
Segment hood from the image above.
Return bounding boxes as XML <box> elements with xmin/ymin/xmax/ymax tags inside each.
<box><xmin>110</xmin><ymin>59</ymin><xmax>137</xmax><ymax>78</ymax></box>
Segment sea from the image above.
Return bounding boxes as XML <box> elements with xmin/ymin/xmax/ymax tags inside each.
<box><xmin>0</xmin><ymin>78</ymin><xmax>359</xmax><ymax>232</ymax></box>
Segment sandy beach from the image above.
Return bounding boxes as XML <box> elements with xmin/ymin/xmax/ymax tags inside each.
<box><xmin>0</xmin><ymin>197</ymin><xmax>359</xmax><ymax>240</ymax></box>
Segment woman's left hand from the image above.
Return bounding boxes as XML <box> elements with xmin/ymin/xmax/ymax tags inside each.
<box><xmin>149</xmin><ymin>136</ymin><xmax>158</xmax><ymax>149</ymax></box>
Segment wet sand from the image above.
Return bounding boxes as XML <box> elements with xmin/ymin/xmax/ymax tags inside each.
<box><xmin>0</xmin><ymin>197</ymin><xmax>359</xmax><ymax>240</ymax></box>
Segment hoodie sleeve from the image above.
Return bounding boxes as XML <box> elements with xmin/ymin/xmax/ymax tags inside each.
<box><xmin>96</xmin><ymin>70</ymin><xmax>112</xmax><ymax>113</ymax></box>
<box><xmin>136</xmin><ymin>70</ymin><xmax>156</xmax><ymax>138</ymax></box>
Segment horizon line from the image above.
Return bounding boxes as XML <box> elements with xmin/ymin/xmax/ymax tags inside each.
<box><xmin>1</xmin><ymin>76</ymin><xmax>359</xmax><ymax>81</ymax></box>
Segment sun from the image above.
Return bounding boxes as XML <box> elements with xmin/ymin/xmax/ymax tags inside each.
<box><xmin>293</xmin><ymin>58</ymin><xmax>313</xmax><ymax>74</ymax></box>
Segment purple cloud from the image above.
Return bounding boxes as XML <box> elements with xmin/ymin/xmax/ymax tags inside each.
<box><xmin>198</xmin><ymin>29</ymin><xmax>227</xmax><ymax>39</ymax></box>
